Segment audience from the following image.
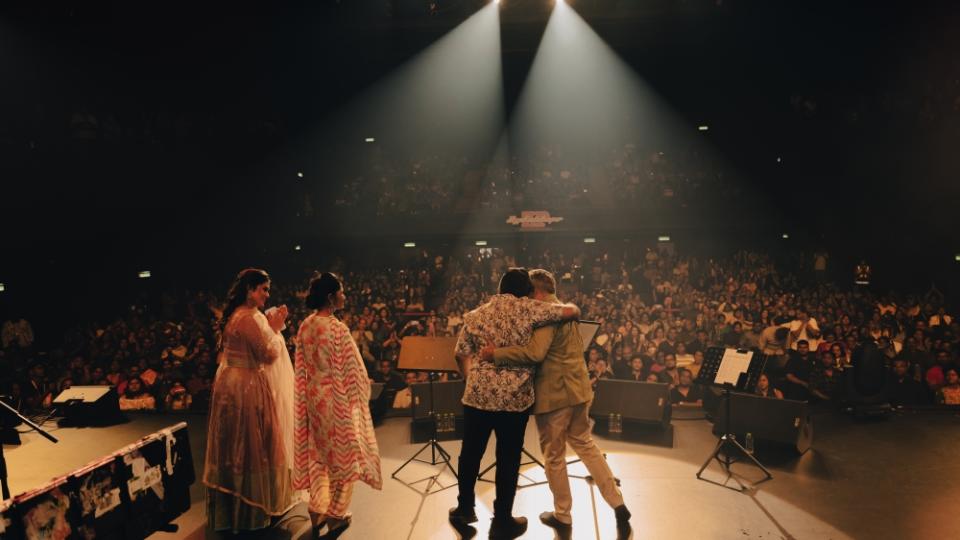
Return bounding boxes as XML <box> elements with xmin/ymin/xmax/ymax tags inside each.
<box><xmin>118</xmin><ymin>377</ymin><xmax>157</xmax><ymax>411</ymax></box>
<box><xmin>3</xmin><ymin>242</ymin><xmax>958</xmax><ymax>423</ymax></box>
<box><xmin>670</xmin><ymin>369</ymin><xmax>704</xmax><ymax>407</ymax></box>
<box><xmin>754</xmin><ymin>373</ymin><xmax>783</xmax><ymax>400</ymax></box>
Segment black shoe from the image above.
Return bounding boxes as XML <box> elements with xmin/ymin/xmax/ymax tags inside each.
<box><xmin>489</xmin><ymin>516</ymin><xmax>528</xmax><ymax>539</ymax></box>
<box><xmin>449</xmin><ymin>506</ymin><xmax>479</xmax><ymax>525</ymax></box>
<box><xmin>614</xmin><ymin>505</ymin><xmax>632</xmax><ymax>540</ymax></box>
<box><xmin>317</xmin><ymin>516</ymin><xmax>351</xmax><ymax>540</ymax></box>
<box><xmin>539</xmin><ymin>512</ymin><xmax>572</xmax><ymax>530</ymax></box>
<box><xmin>451</xmin><ymin>520</ymin><xmax>478</xmax><ymax>540</ymax></box>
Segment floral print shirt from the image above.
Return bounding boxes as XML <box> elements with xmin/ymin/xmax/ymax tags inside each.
<box><xmin>455</xmin><ymin>294</ymin><xmax>567</xmax><ymax>412</ymax></box>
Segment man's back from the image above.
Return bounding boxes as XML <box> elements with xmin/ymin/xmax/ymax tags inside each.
<box><xmin>494</xmin><ymin>296</ymin><xmax>593</xmax><ymax>415</ymax></box>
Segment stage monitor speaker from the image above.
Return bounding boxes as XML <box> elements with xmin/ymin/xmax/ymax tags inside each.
<box><xmin>713</xmin><ymin>392</ymin><xmax>812</xmax><ymax>454</ymax></box>
<box><xmin>410</xmin><ymin>380</ymin><xmax>465</xmax><ymax>420</ymax></box>
<box><xmin>590</xmin><ymin>380</ymin><xmax>671</xmax><ymax>427</ymax></box>
<box><xmin>53</xmin><ymin>386</ymin><xmax>125</xmax><ymax>427</ymax></box>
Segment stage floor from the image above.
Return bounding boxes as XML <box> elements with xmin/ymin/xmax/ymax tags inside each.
<box><xmin>6</xmin><ymin>409</ymin><xmax>959</xmax><ymax>540</ymax></box>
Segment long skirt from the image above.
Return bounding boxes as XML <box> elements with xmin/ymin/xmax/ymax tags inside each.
<box><xmin>203</xmin><ymin>365</ymin><xmax>294</xmax><ymax>532</ymax></box>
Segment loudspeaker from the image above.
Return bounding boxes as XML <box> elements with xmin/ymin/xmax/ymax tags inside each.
<box><xmin>590</xmin><ymin>380</ymin><xmax>672</xmax><ymax>427</ymax></box>
<box><xmin>54</xmin><ymin>386</ymin><xmax>124</xmax><ymax>427</ymax></box>
<box><xmin>409</xmin><ymin>380</ymin><xmax>465</xmax><ymax>443</ymax></box>
<box><xmin>410</xmin><ymin>380</ymin><xmax>465</xmax><ymax>420</ymax></box>
<box><xmin>713</xmin><ymin>392</ymin><xmax>813</xmax><ymax>454</ymax></box>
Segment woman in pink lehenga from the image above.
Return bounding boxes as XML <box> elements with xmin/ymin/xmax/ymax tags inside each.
<box><xmin>204</xmin><ymin>268</ymin><xmax>296</xmax><ymax>534</ymax></box>
<box><xmin>294</xmin><ymin>272</ymin><xmax>382</xmax><ymax>539</ymax></box>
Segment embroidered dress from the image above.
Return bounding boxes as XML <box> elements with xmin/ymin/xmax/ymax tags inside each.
<box><xmin>203</xmin><ymin>308</ymin><xmax>295</xmax><ymax>532</ymax></box>
<box><xmin>294</xmin><ymin>314</ymin><xmax>382</xmax><ymax>517</ymax></box>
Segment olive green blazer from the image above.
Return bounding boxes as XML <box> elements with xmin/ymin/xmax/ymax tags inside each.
<box><xmin>493</xmin><ymin>295</ymin><xmax>593</xmax><ymax>414</ymax></box>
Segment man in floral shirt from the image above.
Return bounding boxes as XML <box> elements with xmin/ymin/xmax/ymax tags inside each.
<box><xmin>450</xmin><ymin>268</ymin><xmax>580</xmax><ymax>538</ymax></box>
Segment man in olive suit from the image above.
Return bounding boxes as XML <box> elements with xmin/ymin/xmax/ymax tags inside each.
<box><xmin>481</xmin><ymin>269</ymin><xmax>632</xmax><ymax>540</ymax></box>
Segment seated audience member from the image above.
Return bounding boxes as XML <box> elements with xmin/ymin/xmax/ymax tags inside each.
<box><xmin>116</xmin><ymin>365</ymin><xmax>143</xmax><ymax>396</ymax></box>
<box><xmin>670</xmin><ymin>369</ymin><xmax>703</xmax><ymax>407</ymax></box>
<box><xmin>186</xmin><ymin>363</ymin><xmax>213</xmax><ymax>410</ymax></box>
<box><xmin>783</xmin><ymin>340</ymin><xmax>816</xmax><ymax>401</ymax></box>
<box><xmin>755</xmin><ymin>373</ymin><xmax>783</xmax><ymax>399</ymax></box>
<box><xmin>936</xmin><ymin>368</ymin><xmax>960</xmax><ymax>405</ymax></box>
<box><xmin>657</xmin><ymin>353</ymin><xmax>681</xmax><ymax>388</ymax></box>
<box><xmin>590</xmin><ymin>358</ymin><xmax>613</xmax><ymax>389</ymax></box>
<box><xmin>686</xmin><ymin>329</ymin><xmax>710</xmax><ymax>355</ymax></box>
<box><xmin>675</xmin><ymin>342</ymin><xmax>695</xmax><ymax>369</ymax></box>
<box><xmin>688</xmin><ymin>350</ymin><xmax>705</xmax><ymax>378</ymax></box>
<box><xmin>621</xmin><ymin>354</ymin><xmax>647</xmax><ymax>382</ymax></box>
<box><xmin>164</xmin><ymin>379</ymin><xmax>193</xmax><ymax>411</ymax></box>
<box><xmin>372</xmin><ymin>359</ymin><xmax>406</xmax><ymax>390</ymax></box>
<box><xmin>722</xmin><ymin>322</ymin><xmax>746</xmax><ymax>349</ymax></box>
<box><xmin>888</xmin><ymin>358</ymin><xmax>924</xmax><ymax>406</ymax></box>
<box><xmin>105</xmin><ymin>360</ymin><xmax>125</xmax><ymax>387</ymax></box>
<box><xmin>119</xmin><ymin>376</ymin><xmax>157</xmax><ymax>411</ymax></box>
<box><xmin>925</xmin><ymin>350</ymin><xmax>955</xmax><ymax>393</ymax></box>
<box><xmin>828</xmin><ymin>342</ymin><xmax>846</xmax><ymax>366</ymax></box>
<box><xmin>809</xmin><ymin>352</ymin><xmax>840</xmax><ymax>402</ymax></box>
<box><xmin>392</xmin><ymin>372</ymin><xmax>419</xmax><ymax>409</ymax></box>
<box><xmin>23</xmin><ymin>363</ymin><xmax>51</xmax><ymax>411</ymax></box>
<box><xmin>646</xmin><ymin>348</ymin><xmax>665</xmax><ymax>374</ymax></box>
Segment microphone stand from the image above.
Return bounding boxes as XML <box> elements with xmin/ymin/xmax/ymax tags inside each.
<box><xmin>0</xmin><ymin>400</ymin><xmax>59</xmax><ymax>500</ymax></box>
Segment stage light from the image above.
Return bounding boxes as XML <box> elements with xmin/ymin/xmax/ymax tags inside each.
<box><xmin>294</xmin><ymin>245</ymin><xmax>302</xmax><ymax>251</ymax></box>
<box><xmin>297</xmin><ymin>171</ymin><xmax>304</xmax><ymax>178</ymax></box>
<box><xmin>776</xmin><ymin>157</ymin><xmax>782</xmax><ymax>163</ymax></box>
<box><xmin>698</xmin><ymin>125</ymin><xmax>709</xmax><ymax>131</ymax></box>
<box><xmin>782</xmin><ymin>233</ymin><xmax>790</xmax><ymax>239</ymax></box>
<box><xmin>658</xmin><ymin>235</ymin><xmax>671</xmax><ymax>242</ymax></box>
<box><xmin>954</xmin><ymin>254</ymin><xmax>960</xmax><ymax>262</ymax></box>
<box><xmin>138</xmin><ymin>271</ymin><xmax>151</xmax><ymax>279</ymax></box>
<box><xmin>475</xmin><ymin>240</ymin><xmax>488</xmax><ymax>246</ymax></box>
<box><xmin>0</xmin><ymin>283</ymin><xmax>5</xmax><ymax>292</ymax></box>
<box><xmin>365</xmin><ymin>137</ymin><xmax>376</xmax><ymax>143</ymax></box>
<box><xmin>584</xmin><ymin>237</ymin><xmax>596</xmax><ymax>244</ymax></box>
<box><xmin>404</xmin><ymin>242</ymin><xmax>416</xmax><ymax>248</ymax></box>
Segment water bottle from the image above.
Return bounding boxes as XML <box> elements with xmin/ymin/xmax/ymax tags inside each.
<box><xmin>609</xmin><ymin>413</ymin><xmax>622</xmax><ymax>434</ymax></box>
<box><xmin>745</xmin><ymin>432</ymin><xmax>754</xmax><ymax>454</ymax></box>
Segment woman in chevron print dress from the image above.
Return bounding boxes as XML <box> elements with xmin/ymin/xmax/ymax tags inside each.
<box><xmin>294</xmin><ymin>272</ymin><xmax>382</xmax><ymax>538</ymax></box>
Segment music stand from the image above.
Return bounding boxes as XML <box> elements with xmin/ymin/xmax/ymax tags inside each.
<box><xmin>695</xmin><ymin>347</ymin><xmax>772</xmax><ymax>491</ymax></box>
<box><xmin>391</xmin><ymin>336</ymin><xmax>460</xmax><ymax>495</ymax></box>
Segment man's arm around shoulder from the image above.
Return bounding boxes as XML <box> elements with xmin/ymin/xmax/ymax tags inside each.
<box><xmin>488</xmin><ymin>325</ymin><xmax>557</xmax><ymax>367</ymax></box>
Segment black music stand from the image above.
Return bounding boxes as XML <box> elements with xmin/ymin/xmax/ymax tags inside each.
<box><xmin>391</xmin><ymin>336</ymin><xmax>460</xmax><ymax>495</ymax></box>
<box><xmin>694</xmin><ymin>347</ymin><xmax>773</xmax><ymax>491</ymax></box>
<box><xmin>1</xmin><ymin>400</ymin><xmax>59</xmax><ymax>500</ymax></box>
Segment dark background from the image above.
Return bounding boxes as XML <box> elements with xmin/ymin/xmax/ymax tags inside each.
<box><xmin>1</xmin><ymin>0</ymin><xmax>958</xmax><ymax>337</ymax></box>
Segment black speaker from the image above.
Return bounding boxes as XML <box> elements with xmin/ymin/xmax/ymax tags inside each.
<box><xmin>410</xmin><ymin>380</ymin><xmax>465</xmax><ymax>420</ymax></box>
<box><xmin>409</xmin><ymin>380</ymin><xmax>465</xmax><ymax>443</ymax></box>
<box><xmin>713</xmin><ymin>392</ymin><xmax>813</xmax><ymax>454</ymax></box>
<box><xmin>590</xmin><ymin>380</ymin><xmax>672</xmax><ymax>427</ymax></box>
<box><xmin>54</xmin><ymin>386</ymin><xmax>125</xmax><ymax>427</ymax></box>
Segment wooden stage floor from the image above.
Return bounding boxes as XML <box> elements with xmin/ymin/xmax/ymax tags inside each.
<box><xmin>5</xmin><ymin>409</ymin><xmax>959</xmax><ymax>540</ymax></box>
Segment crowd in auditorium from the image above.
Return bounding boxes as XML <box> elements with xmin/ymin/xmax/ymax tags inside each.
<box><xmin>3</xmin><ymin>241</ymin><xmax>958</xmax><ymax>423</ymax></box>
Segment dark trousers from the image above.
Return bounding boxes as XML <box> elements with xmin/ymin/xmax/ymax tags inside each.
<box><xmin>457</xmin><ymin>405</ymin><xmax>530</xmax><ymax>517</ymax></box>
